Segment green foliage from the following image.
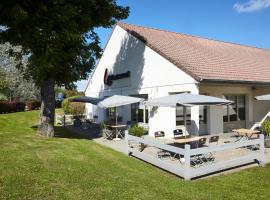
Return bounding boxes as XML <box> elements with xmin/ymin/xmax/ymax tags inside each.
<box><xmin>0</xmin><ymin>93</ymin><xmax>7</xmax><ymax>100</ymax></box>
<box><xmin>0</xmin><ymin>68</ymin><xmax>10</xmax><ymax>92</ymax></box>
<box><xmin>262</xmin><ymin>119</ymin><xmax>270</xmax><ymax>137</ymax></box>
<box><xmin>0</xmin><ymin>1</ymin><xmax>129</xmax><ymax>87</ymax></box>
<box><xmin>62</xmin><ymin>96</ymin><xmax>85</xmax><ymax>115</ymax></box>
<box><xmin>0</xmin><ymin>43</ymin><xmax>40</xmax><ymax>101</ymax></box>
<box><xmin>128</xmin><ymin>124</ymin><xmax>145</xmax><ymax>137</ymax></box>
<box><xmin>64</xmin><ymin>89</ymin><xmax>84</xmax><ymax>98</ymax></box>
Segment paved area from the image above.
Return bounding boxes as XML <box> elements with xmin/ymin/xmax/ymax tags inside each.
<box><xmin>65</xmin><ymin>125</ymin><xmax>270</xmax><ymax>178</ymax></box>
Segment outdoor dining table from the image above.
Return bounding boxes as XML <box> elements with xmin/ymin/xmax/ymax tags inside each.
<box><xmin>172</xmin><ymin>136</ymin><xmax>204</xmax><ymax>144</ymax></box>
<box><xmin>232</xmin><ymin>128</ymin><xmax>261</xmax><ymax>141</ymax></box>
<box><xmin>106</xmin><ymin>124</ymin><xmax>127</xmax><ymax>140</ymax></box>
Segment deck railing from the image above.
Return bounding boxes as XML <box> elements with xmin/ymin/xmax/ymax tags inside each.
<box><xmin>125</xmin><ymin>133</ymin><xmax>265</xmax><ymax>180</ymax></box>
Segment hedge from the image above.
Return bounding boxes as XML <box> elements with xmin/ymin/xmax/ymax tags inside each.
<box><xmin>26</xmin><ymin>101</ymin><xmax>41</xmax><ymax>110</ymax></box>
<box><xmin>0</xmin><ymin>101</ymin><xmax>26</xmax><ymax>113</ymax></box>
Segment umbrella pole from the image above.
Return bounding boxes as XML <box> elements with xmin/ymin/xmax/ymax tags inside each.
<box><xmin>184</xmin><ymin>106</ymin><xmax>187</xmax><ymax>137</ymax></box>
<box><xmin>115</xmin><ymin>107</ymin><xmax>118</xmax><ymax>139</ymax></box>
<box><xmin>143</xmin><ymin>105</ymin><xmax>146</xmax><ymax>123</ymax></box>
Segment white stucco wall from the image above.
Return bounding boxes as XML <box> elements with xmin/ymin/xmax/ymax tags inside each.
<box><xmin>85</xmin><ymin>25</ymin><xmax>270</xmax><ymax>138</ymax></box>
<box><xmin>85</xmin><ymin>25</ymin><xmax>199</xmax><ymax>138</ymax></box>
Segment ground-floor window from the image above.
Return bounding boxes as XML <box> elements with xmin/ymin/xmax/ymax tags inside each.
<box><xmin>176</xmin><ymin>106</ymin><xmax>191</xmax><ymax>125</ymax></box>
<box><xmin>130</xmin><ymin>94</ymin><xmax>148</xmax><ymax>123</ymax></box>
<box><xmin>106</xmin><ymin>107</ymin><xmax>116</xmax><ymax>121</ymax></box>
<box><xmin>175</xmin><ymin>106</ymin><xmax>207</xmax><ymax>125</ymax></box>
<box><xmin>172</xmin><ymin>92</ymin><xmax>207</xmax><ymax>126</ymax></box>
<box><xmin>223</xmin><ymin>95</ymin><xmax>246</xmax><ymax>122</ymax></box>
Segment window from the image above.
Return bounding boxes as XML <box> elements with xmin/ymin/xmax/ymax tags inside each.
<box><xmin>176</xmin><ymin>106</ymin><xmax>191</xmax><ymax>125</ymax></box>
<box><xmin>106</xmin><ymin>107</ymin><xmax>116</xmax><ymax>120</ymax></box>
<box><xmin>172</xmin><ymin>92</ymin><xmax>207</xmax><ymax>125</ymax></box>
<box><xmin>223</xmin><ymin>95</ymin><xmax>246</xmax><ymax>122</ymax></box>
<box><xmin>130</xmin><ymin>94</ymin><xmax>148</xmax><ymax>123</ymax></box>
<box><xmin>199</xmin><ymin>106</ymin><xmax>207</xmax><ymax>124</ymax></box>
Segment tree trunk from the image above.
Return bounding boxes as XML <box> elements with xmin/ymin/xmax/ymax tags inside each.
<box><xmin>38</xmin><ymin>78</ymin><xmax>55</xmax><ymax>137</ymax></box>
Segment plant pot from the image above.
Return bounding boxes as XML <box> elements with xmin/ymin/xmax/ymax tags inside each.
<box><xmin>265</xmin><ymin>137</ymin><xmax>270</xmax><ymax>148</ymax></box>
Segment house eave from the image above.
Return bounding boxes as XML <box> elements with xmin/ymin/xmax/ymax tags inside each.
<box><xmin>200</xmin><ymin>79</ymin><xmax>270</xmax><ymax>86</ymax></box>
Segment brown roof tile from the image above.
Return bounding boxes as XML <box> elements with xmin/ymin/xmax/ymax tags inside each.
<box><xmin>117</xmin><ymin>22</ymin><xmax>270</xmax><ymax>84</ymax></box>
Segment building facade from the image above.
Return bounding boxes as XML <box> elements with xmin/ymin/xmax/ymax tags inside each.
<box><xmin>85</xmin><ymin>23</ymin><xmax>270</xmax><ymax>138</ymax></box>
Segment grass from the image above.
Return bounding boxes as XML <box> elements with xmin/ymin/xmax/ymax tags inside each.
<box><xmin>0</xmin><ymin>111</ymin><xmax>270</xmax><ymax>200</ymax></box>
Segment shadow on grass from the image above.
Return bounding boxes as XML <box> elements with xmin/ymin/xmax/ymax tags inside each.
<box><xmin>54</xmin><ymin>126</ymin><xmax>87</xmax><ymax>139</ymax></box>
<box><xmin>31</xmin><ymin>125</ymin><xmax>102</xmax><ymax>140</ymax></box>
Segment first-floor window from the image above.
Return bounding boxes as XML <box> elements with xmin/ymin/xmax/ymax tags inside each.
<box><xmin>223</xmin><ymin>95</ymin><xmax>246</xmax><ymax>122</ymax></box>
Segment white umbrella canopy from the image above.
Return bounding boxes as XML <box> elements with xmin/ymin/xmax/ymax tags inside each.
<box><xmin>145</xmin><ymin>93</ymin><xmax>232</xmax><ymax>107</ymax></box>
<box><xmin>69</xmin><ymin>96</ymin><xmax>103</xmax><ymax>105</ymax></box>
<box><xmin>255</xmin><ymin>94</ymin><xmax>270</xmax><ymax>101</ymax></box>
<box><xmin>97</xmin><ymin>95</ymin><xmax>144</xmax><ymax>108</ymax></box>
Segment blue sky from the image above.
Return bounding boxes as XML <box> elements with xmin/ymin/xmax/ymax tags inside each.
<box><xmin>76</xmin><ymin>0</ymin><xmax>270</xmax><ymax>91</ymax></box>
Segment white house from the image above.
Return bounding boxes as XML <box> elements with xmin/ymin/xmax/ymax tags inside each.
<box><xmin>85</xmin><ymin>22</ymin><xmax>270</xmax><ymax>138</ymax></box>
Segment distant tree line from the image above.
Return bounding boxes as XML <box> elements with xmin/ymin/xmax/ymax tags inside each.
<box><xmin>0</xmin><ymin>43</ymin><xmax>40</xmax><ymax>101</ymax></box>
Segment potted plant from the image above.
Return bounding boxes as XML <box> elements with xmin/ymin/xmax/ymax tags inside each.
<box><xmin>128</xmin><ymin>124</ymin><xmax>146</xmax><ymax>151</ymax></box>
<box><xmin>262</xmin><ymin>119</ymin><xmax>270</xmax><ymax>148</ymax></box>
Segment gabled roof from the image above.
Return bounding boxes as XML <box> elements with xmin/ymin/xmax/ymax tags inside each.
<box><xmin>118</xmin><ymin>22</ymin><xmax>270</xmax><ymax>84</ymax></box>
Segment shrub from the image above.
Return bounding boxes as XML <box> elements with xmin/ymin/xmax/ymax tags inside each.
<box><xmin>128</xmin><ymin>124</ymin><xmax>145</xmax><ymax>137</ymax></box>
<box><xmin>262</xmin><ymin>119</ymin><xmax>270</xmax><ymax>137</ymax></box>
<box><xmin>16</xmin><ymin>102</ymin><xmax>26</xmax><ymax>112</ymax></box>
<box><xmin>0</xmin><ymin>101</ymin><xmax>25</xmax><ymax>113</ymax></box>
<box><xmin>61</xmin><ymin>96</ymin><xmax>85</xmax><ymax>115</ymax></box>
<box><xmin>64</xmin><ymin>89</ymin><xmax>84</xmax><ymax>98</ymax></box>
<box><xmin>26</xmin><ymin>101</ymin><xmax>41</xmax><ymax>110</ymax></box>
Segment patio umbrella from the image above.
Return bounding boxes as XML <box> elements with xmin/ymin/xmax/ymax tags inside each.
<box><xmin>97</xmin><ymin>95</ymin><xmax>144</xmax><ymax>108</ymax></box>
<box><xmin>98</xmin><ymin>95</ymin><xmax>144</xmax><ymax>140</ymax></box>
<box><xmin>255</xmin><ymin>94</ymin><xmax>270</xmax><ymax>101</ymax></box>
<box><xmin>145</xmin><ymin>93</ymin><xmax>232</xmax><ymax>134</ymax></box>
<box><xmin>69</xmin><ymin>96</ymin><xmax>103</xmax><ymax>105</ymax></box>
<box><xmin>145</xmin><ymin>93</ymin><xmax>232</xmax><ymax>107</ymax></box>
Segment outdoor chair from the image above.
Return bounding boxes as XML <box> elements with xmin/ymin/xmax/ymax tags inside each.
<box><xmin>198</xmin><ymin>137</ymin><xmax>207</xmax><ymax>147</ymax></box>
<box><xmin>190</xmin><ymin>152</ymin><xmax>215</xmax><ymax>167</ymax></box>
<box><xmin>103</xmin><ymin>128</ymin><xmax>114</xmax><ymax>140</ymax></box>
<box><xmin>173</xmin><ymin>129</ymin><xmax>183</xmax><ymax>138</ymax></box>
<box><xmin>81</xmin><ymin>119</ymin><xmax>94</xmax><ymax>130</ymax></box>
<box><xmin>117</xmin><ymin>129</ymin><xmax>125</xmax><ymax>139</ymax></box>
<box><xmin>73</xmin><ymin>116</ymin><xmax>82</xmax><ymax>127</ymax></box>
<box><xmin>190</xmin><ymin>154</ymin><xmax>204</xmax><ymax>167</ymax></box>
<box><xmin>199</xmin><ymin>152</ymin><xmax>215</xmax><ymax>165</ymax></box>
<box><xmin>154</xmin><ymin>131</ymin><xmax>171</xmax><ymax>159</ymax></box>
<box><xmin>209</xmin><ymin>136</ymin><xmax>219</xmax><ymax>145</ymax></box>
<box><xmin>154</xmin><ymin>131</ymin><xmax>165</xmax><ymax>138</ymax></box>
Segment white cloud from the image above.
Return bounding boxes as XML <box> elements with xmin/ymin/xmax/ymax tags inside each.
<box><xmin>234</xmin><ymin>0</ymin><xmax>270</xmax><ymax>13</ymax></box>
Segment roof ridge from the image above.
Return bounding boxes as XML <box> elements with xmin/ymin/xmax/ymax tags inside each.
<box><xmin>117</xmin><ymin>22</ymin><xmax>270</xmax><ymax>53</ymax></box>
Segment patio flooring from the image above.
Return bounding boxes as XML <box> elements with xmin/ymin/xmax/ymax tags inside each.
<box><xmin>66</xmin><ymin>125</ymin><xmax>270</xmax><ymax>177</ymax></box>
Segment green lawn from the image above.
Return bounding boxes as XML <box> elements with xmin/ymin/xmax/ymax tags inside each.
<box><xmin>0</xmin><ymin>111</ymin><xmax>270</xmax><ymax>200</ymax></box>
